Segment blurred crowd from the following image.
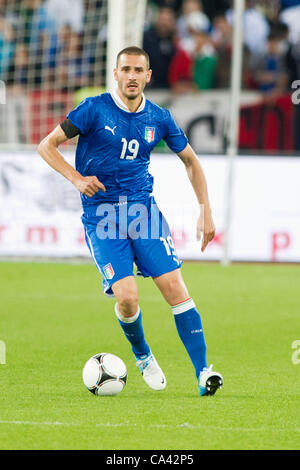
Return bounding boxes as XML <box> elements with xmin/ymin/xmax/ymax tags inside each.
<box><xmin>1</xmin><ymin>0</ymin><xmax>300</xmax><ymax>97</ymax></box>
<box><xmin>146</xmin><ymin>0</ymin><xmax>300</xmax><ymax>98</ymax></box>
<box><xmin>0</xmin><ymin>0</ymin><xmax>107</xmax><ymax>92</ymax></box>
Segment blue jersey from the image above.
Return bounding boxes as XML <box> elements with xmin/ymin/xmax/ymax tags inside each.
<box><xmin>67</xmin><ymin>92</ymin><xmax>188</xmax><ymax>208</ymax></box>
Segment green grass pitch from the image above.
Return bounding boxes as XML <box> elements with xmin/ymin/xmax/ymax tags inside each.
<box><xmin>0</xmin><ymin>261</ymin><xmax>299</xmax><ymax>450</ymax></box>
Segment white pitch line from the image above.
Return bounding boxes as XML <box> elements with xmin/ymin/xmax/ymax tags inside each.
<box><xmin>0</xmin><ymin>420</ymin><xmax>76</xmax><ymax>427</ymax></box>
<box><xmin>0</xmin><ymin>293</ymin><xmax>162</xmax><ymax>302</ymax></box>
<box><xmin>0</xmin><ymin>420</ymin><xmax>298</xmax><ymax>433</ymax></box>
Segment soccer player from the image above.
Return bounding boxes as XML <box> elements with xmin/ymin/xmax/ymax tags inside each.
<box><xmin>38</xmin><ymin>46</ymin><xmax>223</xmax><ymax>396</ymax></box>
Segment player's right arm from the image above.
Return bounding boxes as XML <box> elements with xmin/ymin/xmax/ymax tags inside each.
<box><xmin>37</xmin><ymin>125</ymin><xmax>106</xmax><ymax>197</ymax></box>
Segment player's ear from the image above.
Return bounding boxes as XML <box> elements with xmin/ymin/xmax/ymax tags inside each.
<box><xmin>146</xmin><ymin>69</ymin><xmax>152</xmax><ymax>84</ymax></box>
<box><xmin>113</xmin><ymin>68</ymin><xmax>117</xmax><ymax>81</ymax></box>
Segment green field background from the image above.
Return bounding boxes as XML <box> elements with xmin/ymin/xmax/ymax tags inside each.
<box><xmin>0</xmin><ymin>261</ymin><xmax>299</xmax><ymax>450</ymax></box>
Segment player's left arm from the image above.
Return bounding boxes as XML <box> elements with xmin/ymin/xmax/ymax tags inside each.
<box><xmin>177</xmin><ymin>143</ymin><xmax>215</xmax><ymax>252</ymax></box>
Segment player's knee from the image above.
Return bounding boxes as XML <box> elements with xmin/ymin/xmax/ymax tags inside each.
<box><xmin>117</xmin><ymin>292</ymin><xmax>139</xmax><ymax>316</ymax></box>
<box><xmin>112</xmin><ymin>277</ymin><xmax>138</xmax><ymax>316</ymax></box>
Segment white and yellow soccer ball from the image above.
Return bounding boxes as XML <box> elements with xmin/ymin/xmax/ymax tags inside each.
<box><xmin>82</xmin><ymin>353</ymin><xmax>127</xmax><ymax>396</ymax></box>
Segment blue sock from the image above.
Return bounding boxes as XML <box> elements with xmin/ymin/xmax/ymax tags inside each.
<box><xmin>115</xmin><ymin>304</ymin><xmax>150</xmax><ymax>359</ymax></box>
<box><xmin>172</xmin><ymin>298</ymin><xmax>207</xmax><ymax>379</ymax></box>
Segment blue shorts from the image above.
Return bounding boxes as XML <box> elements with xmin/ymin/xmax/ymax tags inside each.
<box><xmin>82</xmin><ymin>196</ymin><xmax>182</xmax><ymax>297</ymax></box>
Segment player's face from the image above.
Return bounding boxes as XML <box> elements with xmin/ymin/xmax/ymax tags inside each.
<box><xmin>114</xmin><ymin>54</ymin><xmax>152</xmax><ymax>101</ymax></box>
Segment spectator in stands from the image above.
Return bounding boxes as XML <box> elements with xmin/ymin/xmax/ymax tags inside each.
<box><xmin>81</xmin><ymin>0</ymin><xmax>106</xmax><ymax>86</ymax></box>
<box><xmin>6</xmin><ymin>44</ymin><xmax>29</xmax><ymax>91</ymax></box>
<box><xmin>192</xmin><ymin>29</ymin><xmax>217</xmax><ymax>90</ymax></box>
<box><xmin>149</xmin><ymin>0</ymin><xmax>183</xmax><ymax>14</ymax></box>
<box><xmin>0</xmin><ymin>0</ymin><xmax>7</xmax><ymax>11</ymax></box>
<box><xmin>226</xmin><ymin>0</ymin><xmax>270</xmax><ymax>55</ymax></box>
<box><xmin>168</xmin><ymin>42</ymin><xmax>194</xmax><ymax>94</ymax></box>
<box><xmin>29</xmin><ymin>1</ymin><xmax>58</xmax><ymax>54</ymax></box>
<box><xmin>250</xmin><ymin>30</ymin><xmax>289</xmax><ymax>98</ymax></box>
<box><xmin>211</xmin><ymin>13</ymin><xmax>251</xmax><ymax>89</ymax></box>
<box><xmin>143</xmin><ymin>7</ymin><xmax>177</xmax><ymax>88</ymax></box>
<box><xmin>178</xmin><ymin>8</ymin><xmax>210</xmax><ymax>55</ymax></box>
<box><xmin>146</xmin><ymin>0</ymin><xmax>182</xmax><ymax>29</ymax></box>
<box><xmin>28</xmin><ymin>0</ymin><xmax>83</xmax><ymax>85</ymax></box>
<box><xmin>169</xmin><ymin>10</ymin><xmax>216</xmax><ymax>93</ymax></box>
<box><xmin>43</xmin><ymin>0</ymin><xmax>84</xmax><ymax>33</ymax></box>
<box><xmin>269</xmin><ymin>21</ymin><xmax>299</xmax><ymax>87</ymax></box>
<box><xmin>258</xmin><ymin>0</ymin><xmax>281</xmax><ymax>27</ymax></box>
<box><xmin>200</xmin><ymin>0</ymin><xmax>230</xmax><ymax>22</ymax></box>
<box><xmin>211</xmin><ymin>13</ymin><xmax>232</xmax><ymax>51</ymax></box>
<box><xmin>0</xmin><ymin>15</ymin><xmax>16</xmax><ymax>81</ymax></box>
<box><xmin>28</xmin><ymin>0</ymin><xmax>85</xmax><ymax>88</ymax></box>
<box><xmin>279</xmin><ymin>3</ymin><xmax>300</xmax><ymax>44</ymax></box>
<box><xmin>55</xmin><ymin>26</ymin><xmax>85</xmax><ymax>91</ymax></box>
<box><xmin>0</xmin><ymin>0</ymin><xmax>19</xmax><ymax>27</ymax></box>
<box><xmin>278</xmin><ymin>1</ymin><xmax>300</xmax><ymax>151</ymax></box>
<box><xmin>28</xmin><ymin>0</ymin><xmax>59</xmax><ymax>86</ymax></box>
<box><xmin>18</xmin><ymin>0</ymin><xmax>43</xmax><ymax>46</ymax></box>
<box><xmin>211</xmin><ymin>13</ymin><xmax>232</xmax><ymax>88</ymax></box>
<box><xmin>177</xmin><ymin>0</ymin><xmax>210</xmax><ymax>44</ymax></box>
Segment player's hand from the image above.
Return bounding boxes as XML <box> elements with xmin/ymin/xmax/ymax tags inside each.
<box><xmin>196</xmin><ymin>208</ymin><xmax>215</xmax><ymax>252</ymax></box>
<box><xmin>74</xmin><ymin>176</ymin><xmax>106</xmax><ymax>197</ymax></box>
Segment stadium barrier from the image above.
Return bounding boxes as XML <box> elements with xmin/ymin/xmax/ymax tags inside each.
<box><xmin>146</xmin><ymin>90</ymin><xmax>297</xmax><ymax>153</ymax></box>
<box><xmin>1</xmin><ymin>90</ymin><xmax>298</xmax><ymax>153</ymax></box>
<box><xmin>0</xmin><ymin>152</ymin><xmax>299</xmax><ymax>262</ymax></box>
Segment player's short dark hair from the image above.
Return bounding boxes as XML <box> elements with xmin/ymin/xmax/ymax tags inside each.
<box><xmin>116</xmin><ymin>46</ymin><xmax>150</xmax><ymax>70</ymax></box>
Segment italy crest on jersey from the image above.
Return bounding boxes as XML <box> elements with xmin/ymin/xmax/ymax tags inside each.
<box><xmin>145</xmin><ymin>127</ymin><xmax>155</xmax><ymax>143</ymax></box>
<box><xmin>103</xmin><ymin>263</ymin><xmax>115</xmax><ymax>280</ymax></box>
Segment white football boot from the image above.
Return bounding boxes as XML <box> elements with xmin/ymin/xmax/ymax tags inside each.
<box><xmin>199</xmin><ymin>364</ymin><xmax>223</xmax><ymax>396</ymax></box>
<box><xmin>136</xmin><ymin>352</ymin><xmax>166</xmax><ymax>391</ymax></box>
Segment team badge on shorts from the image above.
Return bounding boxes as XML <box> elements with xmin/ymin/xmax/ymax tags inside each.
<box><xmin>103</xmin><ymin>263</ymin><xmax>115</xmax><ymax>280</ymax></box>
<box><xmin>145</xmin><ymin>127</ymin><xmax>155</xmax><ymax>143</ymax></box>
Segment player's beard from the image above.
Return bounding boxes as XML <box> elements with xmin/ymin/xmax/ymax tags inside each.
<box><xmin>124</xmin><ymin>88</ymin><xmax>140</xmax><ymax>100</ymax></box>
<box><xmin>123</xmin><ymin>81</ymin><xmax>146</xmax><ymax>100</ymax></box>
<box><xmin>126</xmin><ymin>92</ymin><xmax>139</xmax><ymax>100</ymax></box>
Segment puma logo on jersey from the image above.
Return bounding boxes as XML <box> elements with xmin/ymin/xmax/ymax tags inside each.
<box><xmin>105</xmin><ymin>125</ymin><xmax>117</xmax><ymax>135</ymax></box>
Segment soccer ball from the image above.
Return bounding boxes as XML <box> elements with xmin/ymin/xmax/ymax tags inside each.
<box><xmin>82</xmin><ymin>353</ymin><xmax>127</xmax><ymax>396</ymax></box>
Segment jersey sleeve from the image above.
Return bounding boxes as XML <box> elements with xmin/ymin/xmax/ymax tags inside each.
<box><xmin>66</xmin><ymin>98</ymin><xmax>95</xmax><ymax>135</ymax></box>
<box><xmin>162</xmin><ymin>109</ymin><xmax>188</xmax><ymax>153</ymax></box>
